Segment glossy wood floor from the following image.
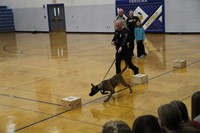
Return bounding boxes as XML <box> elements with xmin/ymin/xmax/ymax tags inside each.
<box><xmin>0</xmin><ymin>32</ymin><xmax>200</xmax><ymax>133</ymax></box>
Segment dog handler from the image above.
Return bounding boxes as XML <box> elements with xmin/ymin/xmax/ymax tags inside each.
<box><xmin>111</xmin><ymin>20</ymin><xmax>139</xmax><ymax>75</ymax></box>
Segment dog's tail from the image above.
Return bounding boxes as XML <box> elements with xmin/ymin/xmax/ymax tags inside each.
<box><xmin>119</xmin><ymin>64</ymin><xmax>128</xmax><ymax>75</ymax></box>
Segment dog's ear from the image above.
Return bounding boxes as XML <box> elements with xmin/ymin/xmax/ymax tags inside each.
<box><xmin>91</xmin><ymin>83</ymin><xmax>95</xmax><ymax>87</ymax></box>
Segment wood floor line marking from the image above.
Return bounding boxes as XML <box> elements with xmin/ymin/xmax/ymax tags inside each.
<box><xmin>3</xmin><ymin>43</ymin><xmax>110</xmax><ymax>56</ymax></box>
<box><xmin>2</xmin><ymin>59</ymin><xmax>69</xmax><ymax>72</ymax></box>
<box><xmin>15</xmin><ymin>110</ymin><xmax>69</xmax><ymax>132</ymax></box>
<box><xmin>8</xmin><ymin>87</ymin><xmax>65</xmax><ymax>98</ymax></box>
<box><xmin>0</xmin><ymin>72</ymin><xmax>67</xmax><ymax>91</ymax></box>
<box><xmin>0</xmin><ymin>103</ymin><xmax>52</xmax><ymax>116</ymax></box>
<box><xmin>181</xmin><ymin>95</ymin><xmax>192</xmax><ymax>102</ymax></box>
<box><xmin>0</xmin><ymin>103</ymin><xmax>101</xmax><ymax>128</ymax></box>
<box><xmin>0</xmin><ymin>93</ymin><xmax>61</xmax><ymax>106</ymax></box>
<box><xmin>110</xmin><ymin>104</ymin><xmax>156</xmax><ymax>114</ymax></box>
<box><xmin>15</xmin><ymin>109</ymin><xmax>102</xmax><ymax>132</ymax></box>
<box><xmin>148</xmin><ymin>58</ymin><xmax>200</xmax><ymax>81</ymax></box>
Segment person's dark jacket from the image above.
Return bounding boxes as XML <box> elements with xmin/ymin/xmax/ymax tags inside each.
<box><xmin>126</xmin><ymin>16</ymin><xmax>139</xmax><ymax>32</ymax></box>
<box><xmin>112</xmin><ymin>27</ymin><xmax>130</xmax><ymax>53</ymax></box>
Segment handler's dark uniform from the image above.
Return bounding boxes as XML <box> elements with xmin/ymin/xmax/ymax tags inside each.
<box><xmin>112</xmin><ymin>27</ymin><xmax>139</xmax><ymax>74</ymax></box>
<box><xmin>126</xmin><ymin>16</ymin><xmax>139</xmax><ymax>56</ymax></box>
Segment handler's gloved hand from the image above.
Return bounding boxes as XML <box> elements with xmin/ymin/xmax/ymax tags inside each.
<box><xmin>118</xmin><ymin>47</ymin><xmax>122</xmax><ymax>53</ymax></box>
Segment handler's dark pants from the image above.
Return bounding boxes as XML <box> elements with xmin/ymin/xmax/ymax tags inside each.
<box><xmin>115</xmin><ymin>51</ymin><xmax>139</xmax><ymax>74</ymax></box>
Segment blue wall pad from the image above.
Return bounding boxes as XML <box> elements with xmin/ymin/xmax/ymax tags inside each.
<box><xmin>0</xmin><ymin>6</ymin><xmax>15</xmax><ymax>32</ymax></box>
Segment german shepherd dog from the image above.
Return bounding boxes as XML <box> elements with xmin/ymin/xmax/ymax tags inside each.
<box><xmin>89</xmin><ymin>65</ymin><xmax>132</xmax><ymax>102</ymax></box>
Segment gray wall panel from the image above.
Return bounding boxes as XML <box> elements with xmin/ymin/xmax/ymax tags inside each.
<box><xmin>65</xmin><ymin>4</ymin><xmax>115</xmax><ymax>32</ymax></box>
<box><xmin>0</xmin><ymin>0</ymin><xmax>5</xmax><ymax>6</ymax></box>
<box><xmin>13</xmin><ymin>8</ymin><xmax>49</xmax><ymax>31</ymax></box>
<box><xmin>165</xmin><ymin>0</ymin><xmax>200</xmax><ymax>33</ymax></box>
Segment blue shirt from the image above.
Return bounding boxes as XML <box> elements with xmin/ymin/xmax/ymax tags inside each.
<box><xmin>134</xmin><ymin>27</ymin><xmax>145</xmax><ymax>41</ymax></box>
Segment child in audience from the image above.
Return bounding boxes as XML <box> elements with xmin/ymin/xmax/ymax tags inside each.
<box><xmin>170</xmin><ymin>100</ymin><xmax>200</xmax><ymax>132</ymax></box>
<box><xmin>157</xmin><ymin>104</ymin><xmax>182</xmax><ymax>133</ymax></box>
<box><xmin>191</xmin><ymin>91</ymin><xmax>200</xmax><ymax>129</ymax></box>
<box><xmin>132</xmin><ymin>115</ymin><xmax>163</xmax><ymax>133</ymax></box>
<box><xmin>170</xmin><ymin>100</ymin><xmax>189</xmax><ymax>123</ymax></box>
<box><xmin>134</xmin><ymin>20</ymin><xmax>146</xmax><ymax>59</ymax></box>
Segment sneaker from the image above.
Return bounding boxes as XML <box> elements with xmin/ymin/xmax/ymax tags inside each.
<box><xmin>137</xmin><ymin>55</ymin><xmax>144</xmax><ymax>59</ymax></box>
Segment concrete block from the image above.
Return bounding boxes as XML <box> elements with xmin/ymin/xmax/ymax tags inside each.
<box><xmin>173</xmin><ymin>59</ymin><xmax>186</xmax><ymax>68</ymax></box>
<box><xmin>133</xmin><ymin>74</ymin><xmax>148</xmax><ymax>84</ymax></box>
<box><xmin>61</xmin><ymin>96</ymin><xmax>81</xmax><ymax>110</ymax></box>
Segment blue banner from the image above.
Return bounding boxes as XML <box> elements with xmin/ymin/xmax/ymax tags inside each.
<box><xmin>116</xmin><ymin>0</ymin><xmax>164</xmax><ymax>5</ymax></box>
<box><xmin>116</xmin><ymin>0</ymin><xmax>165</xmax><ymax>33</ymax></box>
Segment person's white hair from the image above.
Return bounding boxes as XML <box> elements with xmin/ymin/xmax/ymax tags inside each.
<box><xmin>118</xmin><ymin>9</ymin><xmax>124</xmax><ymax>14</ymax></box>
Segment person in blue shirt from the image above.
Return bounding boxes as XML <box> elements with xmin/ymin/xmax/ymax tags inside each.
<box><xmin>134</xmin><ymin>20</ymin><xmax>146</xmax><ymax>59</ymax></box>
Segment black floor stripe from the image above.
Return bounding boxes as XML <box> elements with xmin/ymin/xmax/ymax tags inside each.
<box><xmin>15</xmin><ymin>110</ymin><xmax>69</xmax><ymax>132</ymax></box>
<box><xmin>15</xmin><ymin>109</ymin><xmax>102</xmax><ymax>132</ymax></box>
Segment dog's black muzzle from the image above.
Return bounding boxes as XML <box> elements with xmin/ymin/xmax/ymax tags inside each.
<box><xmin>89</xmin><ymin>88</ymin><xmax>99</xmax><ymax>96</ymax></box>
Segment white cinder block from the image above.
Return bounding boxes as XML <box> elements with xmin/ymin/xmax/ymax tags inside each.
<box><xmin>61</xmin><ymin>96</ymin><xmax>82</xmax><ymax>110</ymax></box>
<box><xmin>173</xmin><ymin>59</ymin><xmax>186</xmax><ymax>68</ymax></box>
<box><xmin>133</xmin><ymin>74</ymin><xmax>148</xmax><ymax>84</ymax></box>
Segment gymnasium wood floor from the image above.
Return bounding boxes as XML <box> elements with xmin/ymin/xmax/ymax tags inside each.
<box><xmin>0</xmin><ymin>32</ymin><xmax>200</xmax><ymax>133</ymax></box>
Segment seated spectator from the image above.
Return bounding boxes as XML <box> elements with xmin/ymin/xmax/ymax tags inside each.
<box><xmin>192</xmin><ymin>91</ymin><xmax>200</xmax><ymax>121</ymax></box>
<box><xmin>132</xmin><ymin>115</ymin><xmax>163</xmax><ymax>133</ymax></box>
<box><xmin>157</xmin><ymin>104</ymin><xmax>182</xmax><ymax>133</ymax></box>
<box><xmin>192</xmin><ymin>91</ymin><xmax>200</xmax><ymax>129</ymax></box>
<box><xmin>102</xmin><ymin>120</ymin><xmax>132</xmax><ymax>133</ymax></box>
<box><xmin>170</xmin><ymin>100</ymin><xmax>189</xmax><ymax>123</ymax></box>
<box><xmin>170</xmin><ymin>100</ymin><xmax>200</xmax><ymax>132</ymax></box>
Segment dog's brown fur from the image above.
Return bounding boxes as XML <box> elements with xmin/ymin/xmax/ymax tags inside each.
<box><xmin>89</xmin><ymin>65</ymin><xmax>132</xmax><ymax>102</ymax></box>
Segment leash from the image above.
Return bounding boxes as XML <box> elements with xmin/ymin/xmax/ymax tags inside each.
<box><xmin>103</xmin><ymin>59</ymin><xmax>116</xmax><ymax>80</ymax></box>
